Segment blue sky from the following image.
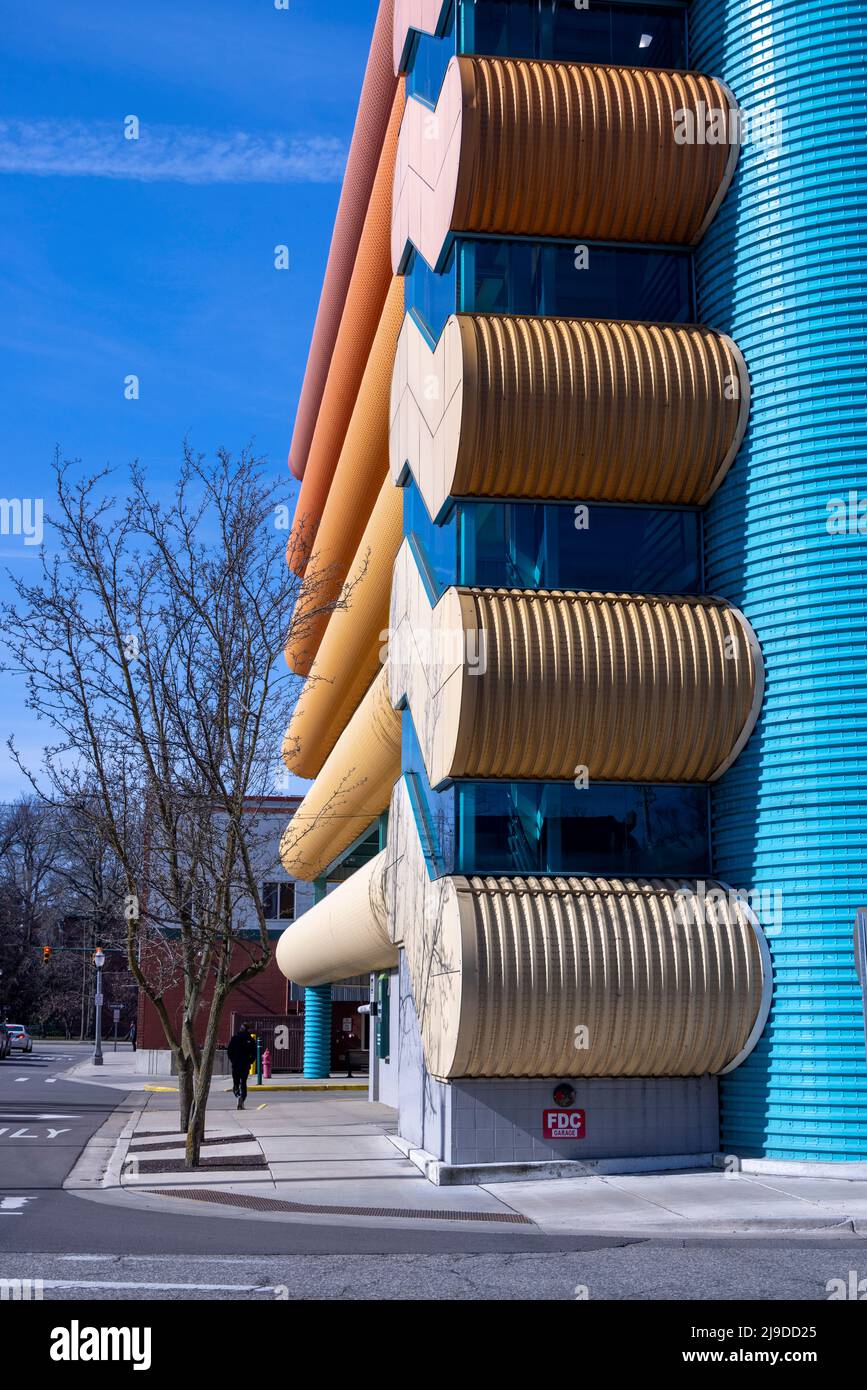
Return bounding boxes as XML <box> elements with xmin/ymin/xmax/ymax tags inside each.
<box><xmin>0</xmin><ymin>0</ymin><xmax>377</xmax><ymax>799</ymax></box>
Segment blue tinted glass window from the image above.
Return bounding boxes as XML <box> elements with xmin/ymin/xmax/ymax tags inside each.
<box><xmin>462</xmin><ymin>501</ymin><xmax>702</xmax><ymax>593</ymax></box>
<box><xmin>406</xmin><ymin>3</ymin><xmax>457</xmax><ymax>104</ymax></box>
<box><xmin>462</xmin><ymin>1</ymin><xmax>687</xmax><ymax>69</ymax></box>
<box><xmin>456</xmin><ymin>781</ymin><xmax>709</xmax><ymax>876</ymax></box>
<box><xmin>405</xmin><ymin>246</ymin><xmax>458</xmax><ymax>343</ymax></box>
<box><xmin>460</xmin><ymin>239</ymin><xmax>693</xmax><ymax>321</ymax></box>
<box><xmin>404</xmin><ymin>479</ymin><xmax>458</xmax><ymax>597</ymax></box>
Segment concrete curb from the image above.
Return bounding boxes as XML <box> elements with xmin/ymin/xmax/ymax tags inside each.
<box><xmin>388</xmin><ymin>1134</ymin><xmax>718</xmax><ymax>1186</ymax></box>
<box><xmin>64</xmin><ymin>1107</ymin><xmax>140</xmax><ymax>1192</ymax></box>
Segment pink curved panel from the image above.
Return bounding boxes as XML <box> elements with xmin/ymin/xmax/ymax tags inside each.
<box><xmin>288</xmin><ymin>0</ymin><xmax>397</xmax><ymax>480</ymax></box>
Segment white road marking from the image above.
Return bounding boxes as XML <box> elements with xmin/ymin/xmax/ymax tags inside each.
<box><xmin>0</xmin><ymin>1196</ymin><xmax>33</xmax><ymax>1213</ymax></box>
<box><xmin>0</xmin><ymin>1114</ymin><xmax>81</xmax><ymax>1121</ymax></box>
<box><xmin>14</xmin><ymin>1077</ymin><xmax>29</xmax><ymax>1083</ymax></box>
<box><xmin>36</xmin><ymin>1279</ymin><xmax>282</xmax><ymax>1294</ymax></box>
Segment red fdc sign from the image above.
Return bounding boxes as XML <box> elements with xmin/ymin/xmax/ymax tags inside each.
<box><xmin>543</xmin><ymin>1108</ymin><xmax>586</xmax><ymax>1140</ymax></box>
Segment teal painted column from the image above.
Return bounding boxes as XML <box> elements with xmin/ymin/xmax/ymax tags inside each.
<box><xmin>303</xmin><ymin>878</ymin><xmax>331</xmax><ymax>1078</ymax></box>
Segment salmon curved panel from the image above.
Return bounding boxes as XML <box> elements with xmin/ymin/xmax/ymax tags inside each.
<box><xmin>290</xmin><ymin>83</ymin><xmax>405</xmax><ymax>552</ymax></box>
<box><xmin>390</xmin><ymin>312</ymin><xmax>750</xmax><ymax>519</ymax></box>
<box><xmin>280</xmin><ymin>666</ymin><xmax>400</xmax><ymax>882</ymax></box>
<box><xmin>381</xmin><ymin>776</ymin><xmax>771</xmax><ymax>1081</ymax></box>
<box><xmin>392</xmin><ymin>56</ymin><xmax>740</xmax><ymax>272</ymax></box>
<box><xmin>287</xmin><ymin>279</ymin><xmax>404</xmax><ymax>675</ymax></box>
<box><xmin>284</xmin><ymin>475</ymin><xmax>403</xmax><ymax>779</ymax></box>
<box><xmin>276</xmin><ymin>851</ymin><xmax>396</xmax><ymax>987</ymax></box>
<box><xmin>289</xmin><ymin>0</ymin><xmax>398</xmax><ymax>480</ymax></box>
<box><xmin>389</xmin><ymin>542</ymin><xmax>764</xmax><ymax>789</ymax></box>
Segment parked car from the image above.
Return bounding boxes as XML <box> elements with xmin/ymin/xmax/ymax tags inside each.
<box><xmin>0</xmin><ymin>1023</ymin><xmax>9</xmax><ymax>1059</ymax></box>
<box><xmin>6</xmin><ymin>1024</ymin><xmax>33</xmax><ymax>1053</ymax></box>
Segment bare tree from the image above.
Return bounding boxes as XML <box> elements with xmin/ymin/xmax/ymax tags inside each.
<box><xmin>2</xmin><ymin>446</ymin><xmax>349</xmax><ymax>1165</ymax></box>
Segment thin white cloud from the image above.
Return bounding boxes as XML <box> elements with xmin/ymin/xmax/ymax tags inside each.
<box><xmin>0</xmin><ymin>118</ymin><xmax>347</xmax><ymax>184</ymax></box>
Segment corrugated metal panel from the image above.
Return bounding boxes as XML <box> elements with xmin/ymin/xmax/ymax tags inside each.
<box><xmin>289</xmin><ymin>82</ymin><xmax>405</xmax><ymax>556</ymax></box>
<box><xmin>455</xmin><ymin>57</ymin><xmax>737</xmax><ymax>244</ymax></box>
<box><xmin>286</xmin><ymin>279</ymin><xmax>404</xmax><ymax>676</ymax></box>
<box><xmin>691</xmin><ymin>0</ymin><xmax>867</xmax><ymax>1160</ymax></box>
<box><xmin>422</xmin><ymin>874</ymin><xmax>769</xmax><ymax>1079</ymax></box>
<box><xmin>284</xmin><ymin>475</ymin><xmax>403</xmax><ymax>778</ymax></box>
<box><xmin>276</xmin><ymin>852</ymin><xmax>396</xmax><ymax>987</ymax></box>
<box><xmin>392</xmin><ymin>55</ymin><xmax>739</xmax><ymax>270</ymax></box>
<box><xmin>280</xmin><ymin>667</ymin><xmax>400</xmax><ymax>881</ymax></box>
<box><xmin>454</xmin><ymin>314</ymin><xmax>748</xmax><ymax>505</ymax></box>
<box><xmin>451</xmin><ymin>588</ymin><xmax>762</xmax><ymax>783</ymax></box>
<box><xmin>288</xmin><ymin>0</ymin><xmax>398</xmax><ymax>480</ymax></box>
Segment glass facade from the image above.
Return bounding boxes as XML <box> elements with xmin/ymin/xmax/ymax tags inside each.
<box><xmin>461</xmin><ymin>0</ymin><xmax>687</xmax><ymax>70</ymax></box>
<box><xmin>406</xmin><ymin>239</ymin><xmax>694</xmax><ymax>343</ymax></box>
<box><xmin>405</xmin><ymin>479</ymin><xmax>703</xmax><ymax>600</ymax></box>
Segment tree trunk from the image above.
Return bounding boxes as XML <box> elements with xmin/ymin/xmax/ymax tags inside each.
<box><xmin>185</xmin><ymin>1040</ymin><xmax>219</xmax><ymax>1169</ymax></box>
<box><xmin>176</xmin><ymin>1052</ymin><xmax>194</xmax><ymax>1132</ymax></box>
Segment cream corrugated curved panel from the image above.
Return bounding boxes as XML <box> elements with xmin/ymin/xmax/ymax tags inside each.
<box><xmin>390</xmin><ymin>312</ymin><xmax>750</xmax><ymax>518</ymax></box>
<box><xmin>284</xmin><ymin>475</ymin><xmax>403</xmax><ymax>779</ymax></box>
<box><xmin>289</xmin><ymin>82</ymin><xmax>405</xmax><ymax>570</ymax></box>
<box><xmin>275</xmin><ymin>851</ymin><xmax>396</xmax><ymax>987</ymax></box>
<box><xmin>289</xmin><ymin>0</ymin><xmax>398</xmax><ymax>479</ymax></box>
<box><xmin>280</xmin><ymin>666</ymin><xmax>400</xmax><ymax>881</ymax></box>
<box><xmin>389</xmin><ymin>542</ymin><xmax>764</xmax><ymax>788</ymax></box>
<box><xmin>392</xmin><ymin>56</ymin><xmax>740</xmax><ymax>272</ymax></box>
<box><xmin>286</xmin><ymin>280</ymin><xmax>405</xmax><ymax>677</ymax></box>
<box><xmin>381</xmin><ymin>775</ymin><xmax>771</xmax><ymax>1081</ymax></box>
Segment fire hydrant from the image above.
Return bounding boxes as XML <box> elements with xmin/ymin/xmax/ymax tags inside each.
<box><xmin>262</xmin><ymin>1048</ymin><xmax>272</xmax><ymax>1080</ymax></box>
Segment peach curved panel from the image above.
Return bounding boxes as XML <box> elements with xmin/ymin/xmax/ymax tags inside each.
<box><xmin>390</xmin><ymin>312</ymin><xmax>750</xmax><ymax>519</ymax></box>
<box><xmin>389</xmin><ymin>542</ymin><xmax>764</xmax><ymax>789</ymax></box>
<box><xmin>280</xmin><ymin>666</ymin><xmax>400</xmax><ymax>882</ymax></box>
<box><xmin>291</xmin><ymin>88</ymin><xmax>405</xmax><ymax>565</ymax></box>
<box><xmin>283</xmin><ymin>474</ymin><xmax>403</xmax><ymax>779</ymax></box>
<box><xmin>289</xmin><ymin>0</ymin><xmax>398</xmax><ymax>480</ymax></box>
<box><xmin>392</xmin><ymin>55</ymin><xmax>740</xmax><ymax>272</ymax></box>
<box><xmin>286</xmin><ymin>279</ymin><xmax>404</xmax><ymax>674</ymax></box>
<box><xmin>275</xmin><ymin>851</ymin><xmax>396</xmax><ymax>987</ymax></box>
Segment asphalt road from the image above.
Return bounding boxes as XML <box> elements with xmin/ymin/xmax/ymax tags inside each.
<box><xmin>1</xmin><ymin>1044</ymin><xmax>865</xmax><ymax>1302</ymax></box>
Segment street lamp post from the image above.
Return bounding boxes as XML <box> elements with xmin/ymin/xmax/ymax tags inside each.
<box><xmin>92</xmin><ymin>947</ymin><xmax>106</xmax><ymax>1066</ymax></box>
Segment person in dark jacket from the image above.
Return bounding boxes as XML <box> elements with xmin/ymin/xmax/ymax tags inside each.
<box><xmin>226</xmin><ymin>1024</ymin><xmax>257</xmax><ymax>1109</ymax></box>
<box><xmin>127</xmin><ymin>1021</ymin><xmax>137</xmax><ymax>1052</ymax></box>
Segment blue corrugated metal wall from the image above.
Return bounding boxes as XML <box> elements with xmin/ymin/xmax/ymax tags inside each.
<box><xmin>690</xmin><ymin>0</ymin><xmax>867</xmax><ymax>1158</ymax></box>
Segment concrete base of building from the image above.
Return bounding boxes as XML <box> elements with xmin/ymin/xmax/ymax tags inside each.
<box><xmin>134</xmin><ymin>1049</ymin><xmax>230</xmax><ymax>1077</ymax></box>
<box><xmin>389</xmin><ymin>1133</ymin><xmax>718</xmax><ymax>1186</ymax></box>
<box><xmin>714</xmin><ymin>1154</ymin><xmax>867</xmax><ymax>1181</ymax></box>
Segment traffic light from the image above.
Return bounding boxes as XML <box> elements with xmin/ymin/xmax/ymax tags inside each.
<box><xmin>42</xmin><ymin>946</ymin><xmax>52</xmax><ymax>966</ymax></box>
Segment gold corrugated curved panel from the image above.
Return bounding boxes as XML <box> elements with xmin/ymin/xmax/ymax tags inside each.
<box><xmin>392</xmin><ymin>56</ymin><xmax>739</xmax><ymax>271</ymax></box>
<box><xmin>457</xmin><ymin>315</ymin><xmax>749</xmax><ymax>505</ymax></box>
<box><xmin>284</xmin><ymin>476</ymin><xmax>403</xmax><ymax>779</ymax></box>
<box><xmin>454</xmin><ymin>58</ymin><xmax>738</xmax><ymax>245</ymax></box>
<box><xmin>434</xmin><ymin>875</ymin><xmax>767</xmax><ymax>1079</ymax></box>
<box><xmin>275</xmin><ymin>852</ymin><xmax>396</xmax><ymax>987</ymax></box>
<box><xmin>388</xmin><ymin>542</ymin><xmax>764</xmax><ymax>788</ymax></box>
<box><xmin>287</xmin><ymin>281</ymin><xmax>404</xmax><ymax>676</ymax></box>
<box><xmin>454</xmin><ymin>588</ymin><xmax>761</xmax><ymax>783</ymax></box>
<box><xmin>280</xmin><ymin>667</ymin><xmax>400</xmax><ymax>881</ymax></box>
<box><xmin>290</xmin><ymin>1</ymin><xmax>398</xmax><ymax>479</ymax></box>
<box><xmin>389</xmin><ymin>312</ymin><xmax>749</xmax><ymax>517</ymax></box>
<box><xmin>382</xmin><ymin>776</ymin><xmax>771</xmax><ymax>1081</ymax></box>
<box><xmin>289</xmin><ymin>84</ymin><xmax>405</xmax><ymax>571</ymax></box>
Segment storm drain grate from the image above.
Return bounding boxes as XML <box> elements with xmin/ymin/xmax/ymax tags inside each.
<box><xmin>129</xmin><ymin>1134</ymin><xmax>253</xmax><ymax>1154</ymax></box>
<box><xmin>146</xmin><ymin>1187</ymin><xmax>532</xmax><ymax>1224</ymax></box>
<box><xmin>127</xmin><ymin>1154</ymin><xmax>268</xmax><ymax>1173</ymax></box>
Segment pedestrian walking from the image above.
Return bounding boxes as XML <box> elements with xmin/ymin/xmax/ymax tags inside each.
<box><xmin>227</xmin><ymin>1022</ymin><xmax>257</xmax><ymax>1109</ymax></box>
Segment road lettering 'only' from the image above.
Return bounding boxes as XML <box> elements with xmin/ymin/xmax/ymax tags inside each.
<box><xmin>0</xmin><ymin>1127</ymin><xmax>71</xmax><ymax>1139</ymax></box>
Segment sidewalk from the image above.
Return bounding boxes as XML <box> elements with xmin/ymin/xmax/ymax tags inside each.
<box><xmin>65</xmin><ymin>1049</ymin><xmax>367</xmax><ymax>1094</ymax></box>
<box><xmin>66</xmin><ymin>1074</ymin><xmax>867</xmax><ymax>1238</ymax></box>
